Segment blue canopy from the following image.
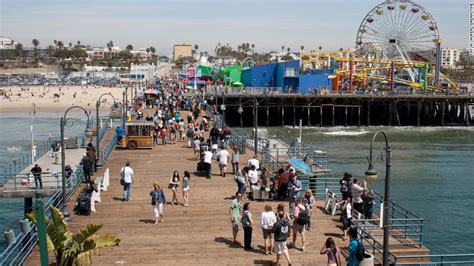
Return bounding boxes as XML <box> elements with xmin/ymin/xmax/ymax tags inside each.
<box><xmin>287</xmin><ymin>156</ymin><xmax>313</xmax><ymax>176</ymax></box>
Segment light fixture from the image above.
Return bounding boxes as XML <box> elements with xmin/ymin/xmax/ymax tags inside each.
<box><xmin>237</xmin><ymin>105</ymin><xmax>243</xmax><ymax>114</ymax></box>
<box><xmin>365</xmin><ymin>163</ymin><xmax>378</xmax><ymax>184</ymax></box>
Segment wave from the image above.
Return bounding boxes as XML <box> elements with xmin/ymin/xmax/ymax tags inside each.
<box><xmin>323</xmin><ymin>131</ymin><xmax>368</xmax><ymax>136</ymax></box>
<box><xmin>6</xmin><ymin>146</ymin><xmax>22</xmax><ymax>152</ymax></box>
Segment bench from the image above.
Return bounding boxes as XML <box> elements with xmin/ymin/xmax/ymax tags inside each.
<box><xmin>101</xmin><ymin>168</ymin><xmax>110</xmax><ymax>191</ymax></box>
<box><xmin>324</xmin><ymin>188</ymin><xmax>342</xmax><ymax>216</ymax></box>
<box><xmin>90</xmin><ymin>175</ymin><xmax>104</xmax><ymax>212</ymax></box>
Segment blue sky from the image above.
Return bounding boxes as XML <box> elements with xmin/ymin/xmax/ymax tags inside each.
<box><xmin>0</xmin><ymin>0</ymin><xmax>469</xmax><ymax>55</ymax></box>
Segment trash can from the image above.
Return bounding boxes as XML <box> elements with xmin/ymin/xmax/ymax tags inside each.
<box><xmin>360</xmin><ymin>252</ymin><xmax>375</xmax><ymax>266</ymax></box>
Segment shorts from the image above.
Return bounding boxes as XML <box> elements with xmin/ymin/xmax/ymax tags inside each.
<box><xmin>232</xmin><ymin>221</ymin><xmax>239</xmax><ymax>232</ymax></box>
<box><xmin>262</xmin><ymin>228</ymin><xmax>273</xmax><ymax>239</ymax></box>
<box><xmin>274</xmin><ymin>241</ymin><xmax>288</xmax><ymax>254</ymax></box>
<box><xmin>153</xmin><ymin>203</ymin><xmax>164</xmax><ymax>217</ymax></box>
<box><xmin>183</xmin><ymin>187</ymin><xmax>189</xmax><ymax>192</ymax></box>
<box><xmin>293</xmin><ymin>223</ymin><xmax>305</xmax><ymax>234</ymax></box>
<box><xmin>219</xmin><ymin>163</ymin><xmax>227</xmax><ymax>169</ymax></box>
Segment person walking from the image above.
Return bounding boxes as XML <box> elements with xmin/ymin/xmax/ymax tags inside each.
<box><xmin>150</xmin><ymin>182</ymin><xmax>166</xmax><ymax>224</ymax></box>
<box><xmin>231</xmin><ymin>144</ymin><xmax>240</xmax><ymax>174</ymax></box>
<box><xmin>80</xmin><ymin>153</ymin><xmax>92</xmax><ymax>183</ymax></box>
<box><xmin>203</xmin><ymin>147</ymin><xmax>213</xmax><ymax>179</ymax></box>
<box><xmin>169</xmin><ymin>170</ymin><xmax>180</xmax><ymax>205</ymax></box>
<box><xmin>120</xmin><ymin>161</ymin><xmax>134</xmax><ymax>201</ymax></box>
<box><xmin>186</xmin><ymin>125</ymin><xmax>195</xmax><ymax>148</ymax></box>
<box><xmin>291</xmin><ymin>197</ymin><xmax>307</xmax><ymax>252</ymax></box>
<box><xmin>303</xmin><ymin>189</ymin><xmax>315</xmax><ymax>231</ymax></box>
<box><xmin>30</xmin><ymin>164</ymin><xmax>43</xmax><ymax>188</ymax></box>
<box><xmin>341</xmin><ymin>197</ymin><xmax>352</xmax><ymax>240</ymax></box>
<box><xmin>272</xmin><ymin>211</ymin><xmax>292</xmax><ymax>265</ymax></box>
<box><xmin>217</xmin><ymin>145</ymin><xmax>230</xmax><ymax>177</ymax></box>
<box><xmin>288</xmin><ymin>172</ymin><xmax>302</xmax><ymax>217</ymax></box>
<box><xmin>241</xmin><ymin>202</ymin><xmax>254</xmax><ymax>250</ymax></box>
<box><xmin>320</xmin><ymin>237</ymin><xmax>341</xmax><ymax>266</ymax></box>
<box><xmin>348</xmin><ymin>228</ymin><xmax>363</xmax><ymax>266</ymax></box>
<box><xmin>182</xmin><ymin>171</ymin><xmax>190</xmax><ymax>207</ymax></box>
<box><xmin>229</xmin><ymin>192</ymin><xmax>242</xmax><ymax>246</ymax></box>
<box><xmin>260</xmin><ymin>205</ymin><xmax>277</xmax><ymax>255</ymax></box>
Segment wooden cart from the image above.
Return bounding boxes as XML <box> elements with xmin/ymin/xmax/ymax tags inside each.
<box><xmin>120</xmin><ymin>121</ymin><xmax>154</xmax><ymax>149</ymax></box>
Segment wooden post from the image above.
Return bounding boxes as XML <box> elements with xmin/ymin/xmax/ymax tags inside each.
<box><xmin>441</xmin><ymin>101</ymin><xmax>446</xmax><ymax>126</ymax></box>
<box><xmin>281</xmin><ymin>104</ymin><xmax>285</xmax><ymax>127</ymax></box>
<box><xmin>388</xmin><ymin>102</ymin><xmax>393</xmax><ymax>126</ymax></box>
<box><xmin>320</xmin><ymin>105</ymin><xmax>323</xmax><ymax>127</ymax></box>
<box><xmin>465</xmin><ymin>102</ymin><xmax>470</xmax><ymax>126</ymax></box>
<box><xmin>332</xmin><ymin>105</ymin><xmax>335</xmax><ymax>127</ymax></box>
<box><xmin>307</xmin><ymin>107</ymin><xmax>311</xmax><ymax>127</ymax></box>
<box><xmin>344</xmin><ymin>106</ymin><xmax>348</xmax><ymax>127</ymax></box>
<box><xmin>266</xmin><ymin>106</ymin><xmax>270</xmax><ymax>127</ymax></box>
<box><xmin>417</xmin><ymin>100</ymin><xmax>421</xmax><ymax>127</ymax></box>
<box><xmin>358</xmin><ymin>105</ymin><xmax>361</xmax><ymax>127</ymax></box>
<box><xmin>367</xmin><ymin>99</ymin><xmax>371</xmax><ymax>126</ymax></box>
<box><xmin>394</xmin><ymin>101</ymin><xmax>401</xmax><ymax>126</ymax></box>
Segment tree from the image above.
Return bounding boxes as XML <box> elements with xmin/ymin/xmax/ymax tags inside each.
<box><xmin>339</xmin><ymin>47</ymin><xmax>344</xmax><ymax>52</ymax></box>
<box><xmin>194</xmin><ymin>44</ymin><xmax>199</xmax><ymax>51</ymax></box>
<box><xmin>149</xmin><ymin>46</ymin><xmax>156</xmax><ymax>55</ymax></box>
<box><xmin>32</xmin><ymin>39</ymin><xmax>40</xmax><ymax>64</ymax></box>
<box><xmin>319</xmin><ymin>46</ymin><xmax>323</xmax><ymax>52</ymax></box>
<box><xmin>300</xmin><ymin>45</ymin><xmax>304</xmax><ymax>51</ymax></box>
<box><xmin>77</xmin><ymin>40</ymin><xmax>81</xmax><ymax>46</ymax></box>
<box><xmin>57</xmin><ymin>41</ymin><xmax>64</xmax><ymax>50</ymax></box>
<box><xmin>126</xmin><ymin>44</ymin><xmax>133</xmax><ymax>51</ymax></box>
<box><xmin>69</xmin><ymin>42</ymin><xmax>73</xmax><ymax>49</ymax></box>
<box><xmin>287</xmin><ymin>47</ymin><xmax>290</xmax><ymax>53</ymax></box>
<box><xmin>281</xmin><ymin>45</ymin><xmax>285</xmax><ymax>53</ymax></box>
<box><xmin>15</xmin><ymin>43</ymin><xmax>25</xmax><ymax>62</ymax></box>
<box><xmin>106</xmin><ymin>41</ymin><xmax>114</xmax><ymax>60</ymax></box>
<box><xmin>27</xmin><ymin>207</ymin><xmax>120</xmax><ymax>266</ymax></box>
<box><xmin>47</xmin><ymin>45</ymin><xmax>55</xmax><ymax>60</ymax></box>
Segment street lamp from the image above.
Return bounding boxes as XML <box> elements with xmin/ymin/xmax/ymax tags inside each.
<box><xmin>96</xmin><ymin>93</ymin><xmax>116</xmax><ymax>165</ymax></box>
<box><xmin>365</xmin><ymin>130</ymin><xmax>392</xmax><ymax>266</ymax></box>
<box><xmin>236</xmin><ymin>98</ymin><xmax>259</xmax><ymax>156</ymax></box>
<box><xmin>61</xmin><ymin>106</ymin><xmax>90</xmax><ymax>219</ymax></box>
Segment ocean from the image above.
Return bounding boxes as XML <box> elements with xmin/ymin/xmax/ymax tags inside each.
<box><xmin>0</xmin><ymin>116</ymin><xmax>473</xmax><ymax>256</ymax></box>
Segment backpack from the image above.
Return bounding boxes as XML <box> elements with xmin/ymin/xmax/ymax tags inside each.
<box><xmin>296</xmin><ymin>207</ymin><xmax>309</xmax><ymax>225</ymax></box>
<box><xmin>355</xmin><ymin>240</ymin><xmax>365</xmax><ymax>261</ymax></box>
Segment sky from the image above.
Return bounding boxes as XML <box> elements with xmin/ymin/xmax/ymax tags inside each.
<box><xmin>0</xmin><ymin>0</ymin><xmax>469</xmax><ymax>56</ymax></box>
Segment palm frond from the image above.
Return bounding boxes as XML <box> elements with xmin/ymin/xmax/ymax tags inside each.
<box><xmin>73</xmin><ymin>224</ymin><xmax>102</xmax><ymax>244</ymax></box>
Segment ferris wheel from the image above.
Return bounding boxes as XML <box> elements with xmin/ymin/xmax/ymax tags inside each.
<box><xmin>356</xmin><ymin>0</ymin><xmax>440</xmax><ymax>63</ymax></box>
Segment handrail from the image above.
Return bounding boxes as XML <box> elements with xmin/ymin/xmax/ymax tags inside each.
<box><xmin>0</xmin><ymin>131</ymin><xmax>117</xmax><ymax>265</ymax></box>
<box><xmin>100</xmin><ymin>132</ymin><xmax>117</xmax><ymax>165</ymax></box>
<box><xmin>393</xmin><ymin>254</ymin><xmax>474</xmax><ymax>265</ymax></box>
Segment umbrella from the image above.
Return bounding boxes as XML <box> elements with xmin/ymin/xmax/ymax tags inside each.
<box><xmin>185</xmin><ymin>85</ymin><xmax>193</xmax><ymax>89</ymax></box>
<box><xmin>231</xmin><ymin>81</ymin><xmax>243</xmax><ymax>87</ymax></box>
<box><xmin>144</xmin><ymin>89</ymin><xmax>159</xmax><ymax>95</ymax></box>
<box><xmin>287</xmin><ymin>156</ymin><xmax>313</xmax><ymax>176</ymax></box>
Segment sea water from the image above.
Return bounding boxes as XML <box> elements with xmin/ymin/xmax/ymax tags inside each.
<box><xmin>278</xmin><ymin>126</ymin><xmax>474</xmax><ymax>255</ymax></box>
<box><xmin>0</xmin><ymin>115</ymin><xmax>90</xmax><ymax>253</ymax></box>
<box><xmin>0</xmin><ymin>116</ymin><xmax>473</xmax><ymax>255</ymax></box>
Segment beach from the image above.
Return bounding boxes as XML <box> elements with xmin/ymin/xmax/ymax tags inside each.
<box><xmin>0</xmin><ymin>85</ymin><xmax>124</xmax><ymax>115</ymax></box>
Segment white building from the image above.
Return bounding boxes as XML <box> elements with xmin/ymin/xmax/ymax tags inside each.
<box><xmin>441</xmin><ymin>48</ymin><xmax>461</xmax><ymax>69</ymax></box>
<box><xmin>470</xmin><ymin>2</ymin><xmax>474</xmax><ymax>56</ymax></box>
<box><xmin>0</xmin><ymin>37</ymin><xmax>19</xmax><ymax>50</ymax></box>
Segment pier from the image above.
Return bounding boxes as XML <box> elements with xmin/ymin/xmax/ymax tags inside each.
<box><xmin>216</xmin><ymin>93</ymin><xmax>474</xmax><ymax>127</ymax></box>
<box><xmin>12</xmin><ymin>110</ymin><xmax>433</xmax><ymax>265</ymax></box>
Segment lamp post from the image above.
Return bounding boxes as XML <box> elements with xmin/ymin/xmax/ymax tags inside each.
<box><xmin>220</xmin><ymin>92</ymin><xmax>226</xmax><ymax>129</ymax></box>
<box><xmin>122</xmin><ymin>87</ymin><xmax>127</xmax><ymax>130</ymax></box>
<box><xmin>365</xmin><ymin>130</ymin><xmax>392</xmax><ymax>266</ymax></box>
<box><xmin>254</xmin><ymin>97</ymin><xmax>258</xmax><ymax>157</ymax></box>
<box><xmin>96</xmin><ymin>93</ymin><xmax>116</xmax><ymax>165</ymax></box>
<box><xmin>61</xmin><ymin>106</ymin><xmax>90</xmax><ymax>219</ymax></box>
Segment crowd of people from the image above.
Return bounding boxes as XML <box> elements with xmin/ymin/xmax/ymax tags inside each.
<box><xmin>109</xmin><ymin>81</ymin><xmax>370</xmax><ymax>266</ymax></box>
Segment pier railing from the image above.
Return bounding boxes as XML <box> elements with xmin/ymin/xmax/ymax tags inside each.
<box><xmin>0</xmin><ymin>140</ymin><xmax>53</xmax><ymax>185</ymax></box>
<box><xmin>99</xmin><ymin>132</ymin><xmax>117</xmax><ymax>166</ymax></box>
<box><xmin>0</xmin><ymin>130</ymin><xmax>118</xmax><ymax>265</ymax></box>
<box><xmin>316</xmin><ymin>176</ymin><xmax>424</xmax><ymax>247</ymax></box>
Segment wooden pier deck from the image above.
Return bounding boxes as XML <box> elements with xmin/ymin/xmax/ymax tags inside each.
<box><xmin>25</xmin><ymin>132</ymin><xmax>353</xmax><ymax>265</ymax></box>
<box><xmin>24</xmin><ymin>117</ymin><xmax>430</xmax><ymax>265</ymax></box>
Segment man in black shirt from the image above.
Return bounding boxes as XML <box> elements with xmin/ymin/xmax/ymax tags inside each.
<box><xmin>31</xmin><ymin>164</ymin><xmax>43</xmax><ymax>188</ymax></box>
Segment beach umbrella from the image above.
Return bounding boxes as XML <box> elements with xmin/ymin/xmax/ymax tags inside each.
<box><xmin>144</xmin><ymin>89</ymin><xmax>159</xmax><ymax>95</ymax></box>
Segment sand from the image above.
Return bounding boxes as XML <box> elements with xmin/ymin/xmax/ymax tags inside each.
<box><xmin>0</xmin><ymin>85</ymin><xmax>126</xmax><ymax>116</ymax></box>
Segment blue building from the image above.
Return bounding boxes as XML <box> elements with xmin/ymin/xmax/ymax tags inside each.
<box><xmin>242</xmin><ymin>60</ymin><xmax>335</xmax><ymax>94</ymax></box>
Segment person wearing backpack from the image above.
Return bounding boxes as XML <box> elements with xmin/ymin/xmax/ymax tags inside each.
<box><xmin>272</xmin><ymin>211</ymin><xmax>292</xmax><ymax>265</ymax></box>
<box><xmin>291</xmin><ymin>197</ymin><xmax>307</xmax><ymax>252</ymax></box>
<box><xmin>347</xmin><ymin>228</ymin><xmax>365</xmax><ymax>266</ymax></box>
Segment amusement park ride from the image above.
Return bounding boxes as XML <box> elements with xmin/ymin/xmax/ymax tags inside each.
<box><xmin>301</xmin><ymin>0</ymin><xmax>459</xmax><ymax>93</ymax></box>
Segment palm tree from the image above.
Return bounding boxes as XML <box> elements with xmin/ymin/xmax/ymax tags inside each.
<box><xmin>27</xmin><ymin>207</ymin><xmax>120</xmax><ymax>265</ymax></box>
<box><xmin>281</xmin><ymin>45</ymin><xmax>285</xmax><ymax>54</ymax></box>
<box><xmin>149</xmin><ymin>46</ymin><xmax>156</xmax><ymax>55</ymax></box>
<box><xmin>318</xmin><ymin>46</ymin><xmax>323</xmax><ymax>52</ymax></box>
<box><xmin>69</xmin><ymin>42</ymin><xmax>73</xmax><ymax>49</ymax></box>
<box><xmin>32</xmin><ymin>39</ymin><xmax>40</xmax><ymax>64</ymax></box>
<box><xmin>77</xmin><ymin>40</ymin><xmax>81</xmax><ymax>46</ymax></box>
<box><xmin>57</xmin><ymin>41</ymin><xmax>64</xmax><ymax>50</ymax></box>
<box><xmin>300</xmin><ymin>45</ymin><xmax>304</xmax><ymax>52</ymax></box>
<box><xmin>15</xmin><ymin>43</ymin><xmax>24</xmax><ymax>62</ymax></box>
<box><xmin>53</xmin><ymin>40</ymin><xmax>58</xmax><ymax>47</ymax></box>
<box><xmin>287</xmin><ymin>47</ymin><xmax>290</xmax><ymax>53</ymax></box>
<box><xmin>126</xmin><ymin>44</ymin><xmax>133</xmax><ymax>51</ymax></box>
<box><xmin>107</xmin><ymin>41</ymin><xmax>114</xmax><ymax>60</ymax></box>
<box><xmin>47</xmin><ymin>45</ymin><xmax>55</xmax><ymax>61</ymax></box>
<box><xmin>339</xmin><ymin>47</ymin><xmax>344</xmax><ymax>52</ymax></box>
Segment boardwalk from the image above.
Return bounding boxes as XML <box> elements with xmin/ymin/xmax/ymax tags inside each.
<box><xmin>26</xmin><ymin>129</ymin><xmax>352</xmax><ymax>265</ymax></box>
